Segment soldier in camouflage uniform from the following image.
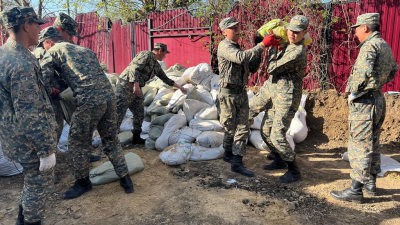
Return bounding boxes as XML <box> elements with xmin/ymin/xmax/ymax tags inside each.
<box><xmin>218</xmin><ymin>17</ymin><xmax>280</xmax><ymax>177</ymax></box>
<box><xmin>0</xmin><ymin>7</ymin><xmax>56</xmax><ymax>225</ymax></box>
<box><xmin>53</xmin><ymin>12</ymin><xmax>80</xmax><ymax>43</ymax></box>
<box><xmin>249</xmin><ymin>15</ymin><xmax>309</xmax><ymax>183</ymax></box>
<box><xmin>40</xmin><ymin>36</ymin><xmax>134</xmax><ymax>199</ymax></box>
<box><xmin>116</xmin><ymin>43</ymin><xmax>186</xmax><ymax>144</ymax></box>
<box><xmin>33</xmin><ymin>27</ymin><xmax>67</xmax><ymax>142</ymax></box>
<box><xmin>330</xmin><ymin>13</ymin><xmax>399</xmax><ymax>203</ymax></box>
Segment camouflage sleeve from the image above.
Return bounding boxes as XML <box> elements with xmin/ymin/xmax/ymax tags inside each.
<box><xmin>220</xmin><ymin>42</ymin><xmax>264</xmax><ymax>64</ymax></box>
<box><xmin>153</xmin><ymin>57</ymin><xmax>175</xmax><ymax>86</ymax></box>
<box><xmin>11</xmin><ymin>66</ymin><xmax>57</xmax><ymax>158</ymax></box>
<box><xmin>40</xmin><ymin>51</ymin><xmax>58</xmax><ymax>95</ymax></box>
<box><xmin>387</xmin><ymin>62</ymin><xmax>399</xmax><ymax>83</ymax></box>
<box><xmin>347</xmin><ymin>44</ymin><xmax>377</xmax><ymax>93</ymax></box>
<box><xmin>124</xmin><ymin>53</ymin><xmax>149</xmax><ymax>83</ymax></box>
<box><xmin>267</xmin><ymin>45</ymin><xmax>302</xmax><ymax>75</ymax></box>
<box><xmin>249</xmin><ymin>51</ymin><xmax>263</xmax><ymax>73</ymax></box>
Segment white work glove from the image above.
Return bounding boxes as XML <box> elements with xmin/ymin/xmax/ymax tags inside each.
<box><xmin>347</xmin><ymin>92</ymin><xmax>367</xmax><ymax>106</ymax></box>
<box><xmin>39</xmin><ymin>153</ymin><xmax>56</xmax><ymax>171</ymax></box>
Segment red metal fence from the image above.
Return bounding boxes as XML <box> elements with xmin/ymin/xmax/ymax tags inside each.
<box><xmin>0</xmin><ymin>0</ymin><xmax>399</xmax><ymax>91</ymax></box>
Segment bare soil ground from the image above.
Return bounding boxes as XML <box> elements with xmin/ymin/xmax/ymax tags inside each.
<box><xmin>1</xmin><ymin>89</ymin><xmax>399</xmax><ymax>225</ymax></box>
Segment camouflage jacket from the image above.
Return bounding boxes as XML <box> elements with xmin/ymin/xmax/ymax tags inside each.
<box><xmin>120</xmin><ymin>51</ymin><xmax>174</xmax><ymax>87</ymax></box>
<box><xmin>217</xmin><ymin>38</ymin><xmax>264</xmax><ymax>89</ymax></box>
<box><xmin>266</xmin><ymin>39</ymin><xmax>307</xmax><ymax>92</ymax></box>
<box><xmin>33</xmin><ymin>47</ymin><xmax>68</xmax><ymax>93</ymax></box>
<box><xmin>346</xmin><ymin>32</ymin><xmax>399</xmax><ymax>93</ymax></box>
<box><xmin>0</xmin><ymin>38</ymin><xmax>57</xmax><ymax>163</ymax></box>
<box><xmin>40</xmin><ymin>41</ymin><xmax>114</xmax><ymax>104</ymax></box>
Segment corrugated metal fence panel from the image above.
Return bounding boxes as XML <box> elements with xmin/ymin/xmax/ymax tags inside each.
<box><xmin>133</xmin><ymin>9</ymin><xmax>211</xmax><ymax>68</ymax></box>
<box><xmin>134</xmin><ymin>21</ymin><xmax>148</xmax><ymax>55</ymax></box>
<box><xmin>111</xmin><ymin>21</ymin><xmax>133</xmax><ymax>74</ymax></box>
<box><xmin>330</xmin><ymin>0</ymin><xmax>400</xmax><ymax>92</ymax></box>
<box><xmin>96</xmin><ymin>18</ymin><xmax>109</xmax><ymax>69</ymax></box>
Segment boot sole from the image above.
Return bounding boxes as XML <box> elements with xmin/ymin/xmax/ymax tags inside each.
<box><xmin>330</xmin><ymin>192</ymin><xmax>363</xmax><ymax>203</ymax></box>
<box><xmin>363</xmin><ymin>190</ymin><xmax>377</xmax><ymax>196</ymax></box>
<box><xmin>231</xmin><ymin>168</ymin><xmax>254</xmax><ymax>177</ymax></box>
<box><xmin>263</xmin><ymin>166</ymin><xmax>288</xmax><ymax>171</ymax></box>
<box><xmin>223</xmin><ymin>157</ymin><xmax>232</xmax><ymax>163</ymax></box>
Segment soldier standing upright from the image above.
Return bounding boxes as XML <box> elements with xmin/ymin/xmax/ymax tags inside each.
<box><xmin>248</xmin><ymin>15</ymin><xmax>309</xmax><ymax>183</ymax></box>
<box><xmin>116</xmin><ymin>43</ymin><xmax>186</xmax><ymax>144</ymax></box>
<box><xmin>0</xmin><ymin>7</ymin><xmax>57</xmax><ymax>225</ymax></box>
<box><xmin>330</xmin><ymin>13</ymin><xmax>398</xmax><ymax>203</ymax></box>
<box><xmin>217</xmin><ymin>17</ymin><xmax>280</xmax><ymax>177</ymax></box>
<box><xmin>40</xmin><ymin>35</ymin><xmax>134</xmax><ymax>199</ymax></box>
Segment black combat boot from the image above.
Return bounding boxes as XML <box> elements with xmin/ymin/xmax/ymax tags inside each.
<box><xmin>223</xmin><ymin>150</ymin><xmax>233</xmax><ymax>163</ymax></box>
<box><xmin>62</xmin><ymin>176</ymin><xmax>93</xmax><ymax>200</ymax></box>
<box><xmin>120</xmin><ymin>175</ymin><xmax>134</xmax><ymax>194</ymax></box>
<box><xmin>363</xmin><ymin>174</ymin><xmax>377</xmax><ymax>196</ymax></box>
<box><xmin>231</xmin><ymin>155</ymin><xmax>254</xmax><ymax>177</ymax></box>
<box><xmin>15</xmin><ymin>204</ymin><xmax>24</xmax><ymax>225</ymax></box>
<box><xmin>23</xmin><ymin>220</ymin><xmax>41</xmax><ymax>225</ymax></box>
<box><xmin>89</xmin><ymin>154</ymin><xmax>101</xmax><ymax>162</ymax></box>
<box><xmin>330</xmin><ymin>180</ymin><xmax>364</xmax><ymax>203</ymax></box>
<box><xmin>132</xmin><ymin>130</ymin><xmax>145</xmax><ymax>144</ymax></box>
<box><xmin>279</xmin><ymin>159</ymin><xmax>301</xmax><ymax>183</ymax></box>
<box><xmin>263</xmin><ymin>152</ymin><xmax>288</xmax><ymax>170</ymax></box>
<box><xmin>267</xmin><ymin>152</ymin><xmax>276</xmax><ymax>160</ymax></box>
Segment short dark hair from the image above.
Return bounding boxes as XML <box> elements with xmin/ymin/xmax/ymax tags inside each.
<box><xmin>366</xmin><ymin>24</ymin><xmax>380</xmax><ymax>32</ymax></box>
<box><xmin>8</xmin><ymin>20</ymin><xmax>35</xmax><ymax>34</ymax></box>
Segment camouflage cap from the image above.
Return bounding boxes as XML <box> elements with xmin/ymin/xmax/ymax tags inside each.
<box><xmin>219</xmin><ymin>17</ymin><xmax>239</xmax><ymax>31</ymax></box>
<box><xmin>154</xmin><ymin>43</ymin><xmax>170</xmax><ymax>53</ymax></box>
<box><xmin>285</xmin><ymin>15</ymin><xmax>309</xmax><ymax>32</ymax></box>
<box><xmin>53</xmin><ymin>12</ymin><xmax>80</xmax><ymax>37</ymax></box>
<box><xmin>351</xmin><ymin>13</ymin><xmax>380</xmax><ymax>28</ymax></box>
<box><xmin>38</xmin><ymin>27</ymin><xmax>62</xmax><ymax>46</ymax></box>
<box><xmin>1</xmin><ymin>7</ymin><xmax>48</xmax><ymax>29</ymax></box>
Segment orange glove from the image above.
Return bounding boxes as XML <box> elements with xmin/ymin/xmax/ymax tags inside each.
<box><xmin>262</xmin><ymin>34</ymin><xmax>280</xmax><ymax>47</ymax></box>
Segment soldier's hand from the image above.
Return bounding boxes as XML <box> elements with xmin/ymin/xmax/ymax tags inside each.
<box><xmin>39</xmin><ymin>153</ymin><xmax>56</xmax><ymax>171</ymax></box>
<box><xmin>133</xmin><ymin>82</ymin><xmax>141</xmax><ymax>95</ymax></box>
<box><xmin>249</xmin><ymin>118</ymin><xmax>254</xmax><ymax>125</ymax></box>
<box><xmin>262</xmin><ymin>34</ymin><xmax>280</xmax><ymax>47</ymax></box>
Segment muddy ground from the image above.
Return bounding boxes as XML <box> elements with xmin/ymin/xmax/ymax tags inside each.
<box><xmin>0</xmin><ymin>89</ymin><xmax>399</xmax><ymax>225</ymax></box>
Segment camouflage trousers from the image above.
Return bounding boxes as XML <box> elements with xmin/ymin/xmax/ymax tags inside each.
<box><xmin>69</xmin><ymin>92</ymin><xmax>128</xmax><ymax>180</ymax></box>
<box><xmin>348</xmin><ymin>92</ymin><xmax>385</xmax><ymax>183</ymax></box>
<box><xmin>19</xmin><ymin>162</ymin><xmax>54</xmax><ymax>223</ymax></box>
<box><xmin>51</xmin><ymin>99</ymin><xmax>64</xmax><ymax>142</ymax></box>
<box><xmin>116</xmin><ymin>81</ymin><xmax>144</xmax><ymax>133</ymax></box>
<box><xmin>249</xmin><ymin>81</ymin><xmax>301</xmax><ymax>162</ymax></box>
<box><xmin>218</xmin><ymin>89</ymin><xmax>250</xmax><ymax>156</ymax></box>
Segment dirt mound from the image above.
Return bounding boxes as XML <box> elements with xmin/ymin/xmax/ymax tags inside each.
<box><xmin>305</xmin><ymin>89</ymin><xmax>400</xmax><ymax>146</ymax></box>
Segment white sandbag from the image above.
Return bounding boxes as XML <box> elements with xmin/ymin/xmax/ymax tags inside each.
<box><xmin>210</xmin><ymin>75</ymin><xmax>220</xmax><ymax>102</ymax></box>
<box><xmin>194</xmin><ymin>105</ymin><xmax>218</xmax><ymax>120</ymax></box>
<box><xmin>196</xmin><ymin>131</ymin><xmax>224</xmax><ymax>148</ymax></box>
<box><xmin>197</xmin><ymin>85</ymin><xmax>214</xmax><ymax>105</ymax></box>
<box><xmin>287</xmin><ymin>94</ymin><xmax>308</xmax><ymax>143</ymax></box>
<box><xmin>182</xmin><ymin>63</ymin><xmax>213</xmax><ymax>91</ymax></box>
<box><xmin>146</xmin><ymin>100</ymin><xmax>169</xmax><ymax>116</ymax></box>
<box><xmin>183</xmin><ymin>99</ymin><xmax>210</xmax><ymax>123</ymax></box>
<box><xmin>141</xmin><ymin>121</ymin><xmax>151</xmax><ymax>134</ymax></box>
<box><xmin>168</xmin><ymin>127</ymin><xmax>202</xmax><ymax>145</ymax></box>
<box><xmin>145</xmin><ymin>137</ymin><xmax>156</xmax><ymax>150</ymax></box>
<box><xmin>118</xmin><ymin>131</ymin><xmax>133</xmax><ymax>144</ymax></box>
<box><xmin>249</xmin><ymin>130</ymin><xmax>269</xmax><ymax>150</ymax></box>
<box><xmin>153</xmin><ymin>88</ymin><xmax>174</xmax><ymax>103</ymax></box>
<box><xmin>189</xmin><ymin>119</ymin><xmax>223</xmax><ymax>132</ymax></box>
<box><xmin>159</xmin><ymin>142</ymin><xmax>193</xmax><ymax>166</ymax></box>
<box><xmin>57</xmin><ymin>122</ymin><xmax>69</xmax><ymax>152</ymax></box>
<box><xmin>143</xmin><ymin>86</ymin><xmax>158</xmax><ymax>106</ymax></box>
<box><xmin>120</xmin><ymin>118</ymin><xmax>134</xmax><ymax>132</ymax></box>
<box><xmin>148</xmin><ymin>125</ymin><xmax>164</xmax><ymax>140</ymax></box>
<box><xmin>92</xmin><ymin>130</ymin><xmax>102</xmax><ymax>148</ymax></box>
<box><xmin>155</xmin><ymin>112</ymin><xmax>187</xmax><ymax>151</ymax></box>
<box><xmin>125</xmin><ymin>109</ymin><xmax>133</xmax><ymax>118</ymax></box>
<box><xmin>0</xmin><ymin>142</ymin><xmax>23</xmax><ymax>176</ymax></box>
<box><xmin>89</xmin><ymin>152</ymin><xmax>144</xmax><ymax>185</ymax></box>
<box><xmin>250</xmin><ymin>111</ymin><xmax>265</xmax><ymax>130</ymax></box>
<box><xmin>165</xmin><ymin>63</ymin><xmax>187</xmax><ymax>77</ymax></box>
<box><xmin>140</xmin><ymin>133</ymin><xmax>149</xmax><ymax>140</ymax></box>
<box><xmin>189</xmin><ymin>144</ymin><xmax>224</xmax><ymax>161</ymax></box>
<box><xmin>167</xmin><ymin>84</ymin><xmax>196</xmax><ymax>110</ymax></box>
<box><xmin>151</xmin><ymin>114</ymin><xmax>174</xmax><ymax>126</ymax></box>
<box><xmin>148</xmin><ymin>78</ymin><xmax>169</xmax><ymax>89</ymax></box>
<box><xmin>342</xmin><ymin>152</ymin><xmax>400</xmax><ymax>177</ymax></box>
<box><xmin>286</xmin><ymin>133</ymin><xmax>295</xmax><ymax>151</ymax></box>
<box><xmin>158</xmin><ymin>60</ymin><xmax>167</xmax><ymax>70</ymax></box>
<box><xmin>247</xmin><ymin>90</ymin><xmax>255</xmax><ymax>99</ymax></box>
